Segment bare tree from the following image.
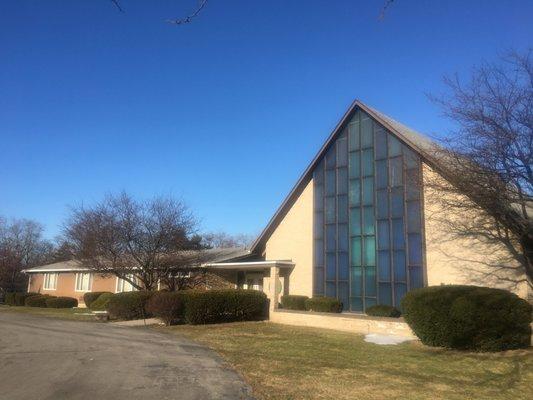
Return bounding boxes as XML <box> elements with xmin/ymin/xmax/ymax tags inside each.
<box><xmin>428</xmin><ymin>50</ymin><xmax>532</xmax><ymax>290</ymax></box>
<box><xmin>63</xmin><ymin>192</ymin><xmax>201</xmax><ymax>290</ymax></box>
<box><xmin>201</xmin><ymin>231</ymin><xmax>254</xmax><ymax>249</ymax></box>
<box><xmin>0</xmin><ymin>218</ymin><xmax>54</xmax><ymax>294</ymax></box>
<box><xmin>110</xmin><ymin>0</ymin><xmax>209</xmax><ymax>25</ymax></box>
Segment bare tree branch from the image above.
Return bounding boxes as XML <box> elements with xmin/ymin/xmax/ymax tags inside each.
<box><xmin>166</xmin><ymin>0</ymin><xmax>208</xmax><ymax>25</ymax></box>
<box><xmin>379</xmin><ymin>0</ymin><xmax>395</xmax><ymax>21</ymax></box>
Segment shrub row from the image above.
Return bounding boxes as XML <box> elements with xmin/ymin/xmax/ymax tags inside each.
<box><xmin>365</xmin><ymin>305</ymin><xmax>401</xmax><ymax>318</ymax></box>
<box><xmin>401</xmin><ymin>285</ymin><xmax>532</xmax><ymax>352</ymax></box>
<box><xmin>83</xmin><ymin>292</ymin><xmax>111</xmax><ymax>308</ymax></box>
<box><xmin>280</xmin><ymin>295</ymin><xmax>343</xmax><ymax>313</ymax></box>
<box><xmin>5</xmin><ymin>292</ymin><xmax>40</xmax><ymax>306</ymax></box>
<box><xmin>106</xmin><ymin>291</ymin><xmax>154</xmax><ymax>320</ymax></box>
<box><xmin>90</xmin><ymin>293</ymin><xmax>114</xmax><ymax>311</ymax></box>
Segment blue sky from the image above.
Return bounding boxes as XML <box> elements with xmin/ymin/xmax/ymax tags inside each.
<box><xmin>1</xmin><ymin>0</ymin><xmax>531</xmax><ymax>240</ymax></box>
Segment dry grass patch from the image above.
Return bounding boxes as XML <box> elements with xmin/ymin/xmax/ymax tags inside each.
<box><xmin>0</xmin><ymin>304</ymin><xmax>95</xmax><ymax>321</ymax></box>
<box><xmin>161</xmin><ymin>321</ymin><xmax>533</xmax><ymax>400</ymax></box>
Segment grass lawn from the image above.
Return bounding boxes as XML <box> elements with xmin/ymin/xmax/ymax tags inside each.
<box><xmin>162</xmin><ymin>321</ymin><xmax>533</xmax><ymax>400</ymax></box>
<box><xmin>0</xmin><ymin>304</ymin><xmax>96</xmax><ymax>321</ymax></box>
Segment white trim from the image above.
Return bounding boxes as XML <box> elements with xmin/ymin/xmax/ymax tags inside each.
<box><xmin>24</xmin><ymin>268</ymin><xmax>91</xmax><ymax>273</ymax></box>
<box><xmin>203</xmin><ymin>260</ymin><xmax>295</xmax><ymax>270</ymax></box>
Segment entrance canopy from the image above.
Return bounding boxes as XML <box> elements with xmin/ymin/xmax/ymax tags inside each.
<box><xmin>202</xmin><ymin>260</ymin><xmax>294</xmax><ymax>271</ymax></box>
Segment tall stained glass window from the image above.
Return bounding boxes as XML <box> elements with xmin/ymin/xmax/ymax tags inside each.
<box><xmin>313</xmin><ymin>110</ymin><xmax>425</xmax><ymax>312</ymax></box>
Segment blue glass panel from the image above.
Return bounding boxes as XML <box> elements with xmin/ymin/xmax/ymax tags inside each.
<box><xmin>314</xmin><ymin>184</ymin><xmax>323</xmax><ymax>211</ymax></box>
<box><xmin>365</xmin><ymin>297</ymin><xmax>377</xmax><ymax>308</ymax></box>
<box><xmin>361</xmin><ymin>117</ymin><xmax>373</xmax><ymax>148</ymax></box>
<box><xmin>337</xmin><ymin>137</ymin><xmax>348</xmax><ymax>167</ymax></box>
<box><xmin>325</xmin><ymin>196</ymin><xmax>335</xmax><ymax>223</ymax></box>
<box><xmin>314</xmin><ymin>212</ymin><xmax>323</xmax><ymax>238</ymax></box>
<box><xmin>406</xmin><ymin>201</ymin><xmax>421</xmax><ymax>232</ymax></box>
<box><xmin>362</xmin><ymin>177</ymin><xmax>374</xmax><ymax>205</ymax></box>
<box><xmin>375</xmin><ymin>128</ymin><xmax>387</xmax><ymax>159</ymax></box>
<box><xmin>350</xmin><ymin>267</ymin><xmax>362</xmax><ymax>296</ymax></box>
<box><xmin>338</xmin><ymin>252</ymin><xmax>349</xmax><ymax>280</ymax></box>
<box><xmin>378</xmin><ymin>250</ymin><xmax>391</xmax><ymax>280</ymax></box>
<box><xmin>349</xmin><ymin>152</ymin><xmax>360</xmax><ymax>178</ymax></box>
<box><xmin>338</xmin><ymin>281</ymin><xmax>348</xmax><ymax>310</ymax></box>
<box><xmin>405</xmin><ymin>168</ymin><xmax>420</xmax><ymax>197</ymax></box>
<box><xmin>377</xmin><ymin>220</ymin><xmax>390</xmax><ymax>250</ymax></box>
<box><xmin>363</xmin><ymin>206</ymin><xmax>375</xmax><ymax>235</ymax></box>
<box><xmin>363</xmin><ymin>236</ymin><xmax>376</xmax><ymax>266</ymax></box>
<box><xmin>351</xmin><ymin>237</ymin><xmax>361</xmax><ymax>266</ymax></box>
<box><xmin>314</xmin><ymin>267</ymin><xmax>324</xmax><ymax>294</ymax></box>
<box><xmin>326</xmin><ymin>170</ymin><xmax>336</xmax><ymax>195</ymax></box>
<box><xmin>338</xmin><ymin>224</ymin><xmax>348</xmax><ymax>251</ymax></box>
<box><xmin>389</xmin><ymin>157</ymin><xmax>403</xmax><ymax>187</ymax></box>
<box><xmin>350</xmin><ymin>297</ymin><xmax>363</xmax><ymax>311</ymax></box>
<box><xmin>326</xmin><ymin>253</ymin><xmax>336</xmax><ymax>280</ymax></box>
<box><xmin>326</xmin><ymin>225</ymin><xmax>336</xmax><ymax>251</ymax></box>
<box><xmin>393</xmin><ymin>250</ymin><xmax>406</xmax><ymax>281</ymax></box>
<box><xmin>409</xmin><ymin>266</ymin><xmax>424</xmax><ymax>289</ymax></box>
<box><xmin>376</xmin><ymin>159</ymin><xmax>388</xmax><ymax>189</ymax></box>
<box><xmin>326</xmin><ymin>281</ymin><xmax>336</xmax><ymax>297</ymax></box>
<box><xmin>377</xmin><ymin>189</ymin><xmax>389</xmax><ymax>218</ymax></box>
<box><xmin>337</xmin><ymin>195</ymin><xmax>348</xmax><ymax>223</ymax></box>
<box><xmin>391</xmin><ymin>187</ymin><xmax>404</xmax><ymax>218</ymax></box>
<box><xmin>403</xmin><ymin>147</ymin><xmax>419</xmax><ymax>169</ymax></box>
<box><xmin>349</xmin><ymin>179</ymin><xmax>360</xmax><ymax>206</ymax></box>
<box><xmin>337</xmin><ymin>168</ymin><xmax>348</xmax><ymax>195</ymax></box>
<box><xmin>350</xmin><ymin>207</ymin><xmax>361</xmax><ymax>235</ymax></box>
<box><xmin>378</xmin><ymin>283</ymin><xmax>392</xmax><ymax>305</ymax></box>
<box><xmin>388</xmin><ymin>135</ymin><xmax>402</xmax><ymax>157</ymax></box>
<box><xmin>349</xmin><ymin>120</ymin><xmax>360</xmax><ymax>151</ymax></box>
<box><xmin>406</xmin><ymin>182</ymin><xmax>421</xmax><ymax>202</ymax></box>
<box><xmin>362</xmin><ymin>149</ymin><xmax>374</xmax><ymax>176</ymax></box>
<box><xmin>326</xmin><ymin>145</ymin><xmax>336</xmax><ymax>169</ymax></box>
<box><xmin>392</xmin><ymin>218</ymin><xmax>405</xmax><ymax>249</ymax></box>
<box><xmin>314</xmin><ymin>160</ymin><xmax>324</xmax><ymax>185</ymax></box>
<box><xmin>314</xmin><ymin>239</ymin><xmax>324</xmax><ymax>266</ymax></box>
<box><xmin>365</xmin><ymin>266</ymin><xmax>377</xmax><ymax>296</ymax></box>
<box><xmin>408</xmin><ymin>233</ymin><xmax>422</xmax><ymax>265</ymax></box>
<box><xmin>394</xmin><ymin>283</ymin><xmax>407</xmax><ymax>309</ymax></box>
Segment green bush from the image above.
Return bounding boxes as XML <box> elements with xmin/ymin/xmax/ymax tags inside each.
<box><xmin>146</xmin><ymin>292</ymin><xmax>185</xmax><ymax>326</ymax></box>
<box><xmin>14</xmin><ymin>292</ymin><xmax>39</xmax><ymax>306</ymax></box>
<box><xmin>45</xmin><ymin>296</ymin><xmax>78</xmax><ymax>308</ymax></box>
<box><xmin>183</xmin><ymin>289</ymin><xmax>267</xmax><ymax>325</ymax></box>
<box><xmin>25</xmin><ymin>295</ymin><xmax>54</xmax><ymax>307</ymax></box>
<box><xmin>305</xmin><ymin>297</ymin><xmax>343</xmax><ymax>313</ymax></box>
<box><xmin>366</xmin><ymin>304</ymin><xmax>401</xmax><ymax>318</ymax></box>
<box><xmin>5</xmin><ymin>292</ymin><xmax>16</xmax><ymax>305</ymax></box>
<box><xmin>90</xmin><ymin>293</ymin><xmax>114</xmax><ymax>311</ymax></box>
<box><xmin>401</xmin><ymin>285</ymin><xmax>533</xmax><ymax>352</ymax></box>
<box><xmin>106</xmin><ymin>291</ymin><xmax>154</xmax><ymax>320</ymax></box>
<box><xmin>281</xmin><ymin>295</ymin><xmax>309</xmax><ymax>311</ymax></box>
<box><xmin>84</xmin><ymin>292</ymin><xmax>112</xmax><ymax>308</ymax></box>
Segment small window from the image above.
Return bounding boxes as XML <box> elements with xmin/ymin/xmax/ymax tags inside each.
<box><xmin>116</xmin><ymin>275</ymin><xmax>138</xmax><ymax>293</ymax></box>
<box><xmin>43</xmin><ymin>273</ymin><xmax>58</xmax><ymax>290</ymax></box>
<box><xmin>75</xmin><ymin>273</ymin><xmax>92</xmax><ymax>292</ymax></box>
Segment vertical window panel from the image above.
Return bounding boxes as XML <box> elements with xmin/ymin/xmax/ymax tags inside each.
<box><xmin>314</xmin><ymin>161</ymin><xmax>324</xmax><ymax>185</ymax></box>
<box><xmin>403</xmin><ymin>147</ymin><xmax>419</xmax><ymax>169</ymax></box>
<box><xmin>390</xmin><ymin>187</ymin><xmax>404</xmax><ymax>218</ymax></box>
<box><xmin>362</xmin><ymin>206</ymin><xmax>375</xmax><ymax>235</ymax></box>
<box><xmin>408</xmin><ymin>233</ymin><xmax>422</xmax><ymax>265</ymax></box>
<box><xmin>393</xmin><ymin>250</ymin><xmax>407</xmax><ymax>281</ymax></box>
<box><xmin>394</xmin><ymin>283</ymin><xmax>407</xmax><ymax>308</ymax></box>
<box><xmin>388</xmin><ymin>135</ymin><xmax>402</xmax><ymax>157</ymax></box>
<box><xmin>338</xmin><ymin>281</ymin><xmax>349</xmax><ymax>309</ymax></box>
<box><xmin>325</xmin><ymin>196</ymin><xmax>336</xmax><ymax>223</ymax></box>
<box><xmin>338</xmin><ymin>252</ymin><xmax>349</xmax><ymax>280</ymax></box>
<box><xmin>326</xmin><ymin>281</ymin><xmax>336</xmax><ymax>297</ymax></box>
<box><xmin>362</xmin><ymin>177</ymin><xmax>374</xmax><ymax>205</ymax></box>
<box><xmin>350</xmin><ymin>207</ymin><xmax>361</xmax><ymax>235</ymax></box>
<box><xmin>337</xmin><ymin>168</ymin><xmax>348</xmax><ymax>195</ymax></box>
<box><xmin>337</xmin><ymin>137</ymin><xmax>348</xmax><ymax>166</ymax></box>
<box><xmin>338</xmin><ymin>224</ymin><xmax>349</xmax><ymax>251</ymax></box>
<box><xmin>351</xmin><ymin>237</ymin><xmax>362</xmax><ymax>266</ymax></box>
<box><xmin>349</xmin><ymin>152</ymin><xmax>360</xmax><ymax>178</ymax></box>
<box><xmin>350</xmin><ymin>297</ymin><xmax>363</xmax><ymax>311</ymax></box>
<box><xmin>326</xmin><ymin>225</ymin><xmax>336</xmax><ymax>251</ymax></box>
<box><xmin>326</xmin><ymin>145</ymin><xmax>336</xmax><ymax>169</ymax></box>
<box><xmin>350</xmin><ymin>267</ymin><xmax>363</xmax><ymax>296</ymax></box>
<box><xmin>375</xmin><ymin>128</ymin><xmax>388</xmax><ymax>159</ymax></box>
<box><xmin>376</xmin><ymin>159</ymin><xmax>388</xmax><ymax>189</ymax></box>
<box><xmin>377</xmin><ymin>220</ymin><xmax>390</xmax><ymax>249</ymax></box>
<box><xmin>363</xmin><ymin>236</ymin><xmax>376</xmax><ymax>266</ymax></box>
<box><xmin>326</xmin><ymin>170</ymin><xmax>336</xmax><ymax>195</ymax></box>
<box><xmin>362</xmin><ymin>149</ymin><xmax>374</xmax><ymax>176</ymax></box>
<box><xmin>349</xmin><ymin>121</ymin><xmax>360</xmax><ymax>151</ymax></box>
<box><xmin>337</xmin><ymin>195</ymin><xmax>348</xmax><ymax>224</ymax></box>
<box><xmin>361</xmin><ymin>117</ymin><xmax>373</xmax><ymax>148</ymax></box>
<box><xmin>406</xmin><ymin>201</ymin><xmax>421</xmax><ymax>232</ymax></box>
<box><xmin>392</xmin><ymin>218</ymin><xmax>405</xmax><ymax>249</ymax></box>
<box><xmin>377</xmin><ymin>189</ymin><xmax>389</xmax><ymax>219</ymax></box>
<box><xmin>314</xmin><ymin>239</ymin><xmax>324</xmax><ymax>266</ymax></box>
<box><xmin>349</xmin><ymin>179</ymin><xmax>361</xmax><ymax>206</ymax></box>
<box><xmin>389</xmin><ymin>157</ymin><xmax>403</xmax><ymax>187</ymax></box>
<box><xmin>365</xmin><ymin>297</ymin><xmax>377</xmax><ymax>308</ymax></box>
<box><xmin>326</xmin><ymin>253</ymin><xmax>336</xmax><ymax>280</ymax></box>
<box><xmin>409</xmin><ymin>266</ymin><xmax>424</xmax><ymax>289</ymax></box>
<box><xmin>378</xmin><ymin>282</ymin><xmax>393</xmax><ymax>305</ymax></box>
<box><xmin>378</xmin><ymin>250</ymin><xmax>391</xmax><ymax>281</ymax></box>
<box><xmin>405</xmin><ymin>168</ymin><xmax>421</xmax><ymax>197</ymax></box>
<box><xmin>365</xmin><ymin>267</ymin><xmax>377</xmax><ymax>296</ymax></box>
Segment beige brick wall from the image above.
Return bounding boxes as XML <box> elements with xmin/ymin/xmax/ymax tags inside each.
<box><xmin>422</xmin><ymin>164</ymin><xmax>530</xmax><ymax>299</ymax></box>
<box><xmin>264</xmin><ymin>179</ymin><xmax>314</xmax><ymax>297</ymax></box>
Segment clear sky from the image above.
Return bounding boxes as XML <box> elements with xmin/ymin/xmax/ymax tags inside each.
<box><xmin>1</xmin><ymin>0</ymin><xmax>531</xmax><ymax>240</ymax></box>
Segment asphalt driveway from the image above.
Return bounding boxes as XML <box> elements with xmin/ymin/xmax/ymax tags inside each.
<box><xmin>0</xmin><ymin>312</ymin><xmax>253</xmax><ymax>400</ymax></box>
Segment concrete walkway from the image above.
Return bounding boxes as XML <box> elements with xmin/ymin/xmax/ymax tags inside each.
<box><xmin>0</xmin><ymin>311</ymin><xmax>253</xmax><ymax>400</ymax></box>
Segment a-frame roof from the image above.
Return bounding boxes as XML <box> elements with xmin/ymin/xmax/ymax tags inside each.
<box><xmin>250</xmin><ymin>99</ymin><xmax>438</xmax><ymax>254</ymax></box>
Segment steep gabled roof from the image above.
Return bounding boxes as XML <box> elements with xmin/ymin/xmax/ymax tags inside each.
<box><xmin>250</xmin><ymin>99</ymin><xmax>439</xmax><ymax>254</ymax></box>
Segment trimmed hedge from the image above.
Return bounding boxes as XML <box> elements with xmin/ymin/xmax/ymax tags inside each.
<box><xmin>146</xmin><ymin>292</ymin><xmax>185</xmax><ymax>326</ymax></box>
<box><xmin>84</xmin><ymin>292</ymin><xmax>112</xmax><ymax>308</ymax></box>
<box><xmin>305</xmin><ymin>297</ymin><xmax>343</xmax><ymax>313</ymax></box>
<box><xmin>401</xmin><ymin>285</ymin><xmax>533</xmax><ymax>352</ymax></box>
<box><xmin>106</xmin><ymin>291</ymin><xmax>154</xmax><ymax>320</ymax></box>
<box><xmin>366</xmin><ymin>304</ymin><xmax>401</xmax><ymax>318</ymax></box>
<box><xmin>281</xmin><ymin>295</ymin><xmax>309</xmax><ymax>311</ymax></box>
<box><xmin>14</xmin><ymin>292</ymin><xmax>39</xmax><ymax>306</ymax></box>
<box><xmin>45</xmin><ymin>296</ymin><xmax>78</xmax><ymax>308</ymax></box>
<box><xmin>183</xmin><ymin>289</ymin><xmax>267</xmax><ymax>325</ymax></box>
<box><xmin>90</xmin><ymin>293</ymin><xmax>114</xmax><ymax>311</ymax></box>
<box><xmin>26</xmin><ymin>295</ymin><xmax>54</xmax><ymax>307</ymax></box>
